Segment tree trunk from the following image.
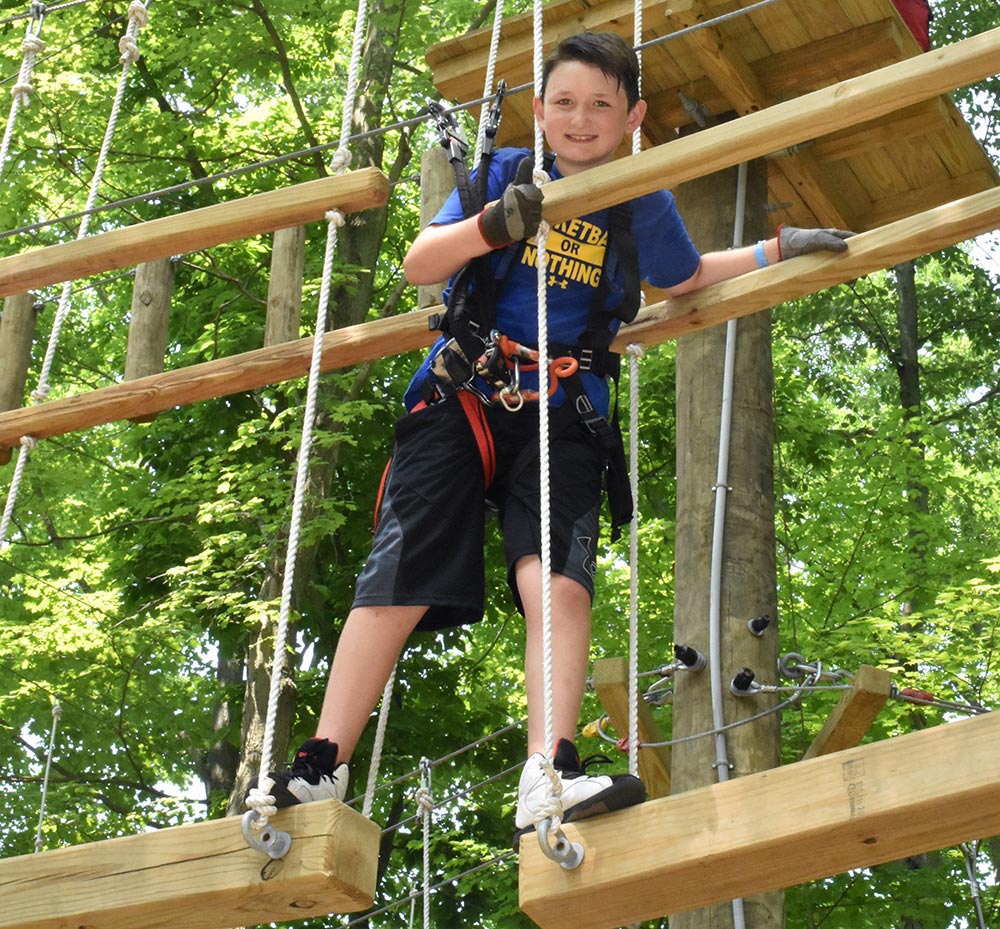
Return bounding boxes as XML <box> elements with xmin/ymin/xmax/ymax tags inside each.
<box><xmin>225</xmin><ymin>0</ymin><xmax>413</xmax><ymax>816</ymax></box>
<box><xmin>0</xmin><ymin>292</ymin><xmax>39</xmax><ymax>465</ymax></box>
<box><xmin>670</xmin><ymin>156</ymin><xmax>783</xmax><ymax>929</ymax></box>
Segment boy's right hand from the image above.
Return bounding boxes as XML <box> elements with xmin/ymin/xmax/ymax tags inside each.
<box><xmin>478</xmin><ymin>157</ymin><xmax>543</xmax><ymax>248</ymax></box>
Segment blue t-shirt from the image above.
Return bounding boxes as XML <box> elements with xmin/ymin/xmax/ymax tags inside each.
<box><xmin>405</xmin><ymin>147</ymin><xmax>701</xmax><ymax>415</ymax></box>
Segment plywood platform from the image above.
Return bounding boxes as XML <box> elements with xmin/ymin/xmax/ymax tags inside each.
<box><xmin>426</xmin><ymin>0</ymin><xmax>997</xmax><ymax>234</ymax></box>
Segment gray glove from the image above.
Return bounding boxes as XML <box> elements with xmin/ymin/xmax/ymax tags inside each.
<box><xmin>478</xmin><ymin>156</ymin><xmax>543</xmax><ymax>249</ymax></box>
<box><xmin>778</xmin><ymin>225</ymin><xmax>854</xmax><ymax>260</ymax></box>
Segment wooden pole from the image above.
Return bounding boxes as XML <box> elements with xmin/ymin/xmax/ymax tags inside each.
<box><xmin>0</xmin><ymin>185</ymin><xmax>997</xmax><ymax>450</ymax></box>
<box><xmin>125</xmin><ymin>258</ymin><xmax>176</xmax><ymax>424</ymax></box>
<box><xmin>265</xmin><ymin>226</ymin><xmax>306</xmax><ymax>347</ymax></box>
<box><xmin>417</xmin><ymin>145</ymin><xmax>455</xmax><ymax>310</ymax></box>
<box><xmin>671</xmin><ymin>153</ymin><xmax>782</xmax><ymax>929</ymax></box>
<box><xmin>0</xmin><ymin>168</ymin><xmax>389</xmax><ymax>299</ymax></box>
<box><xmin>519</xmin><ymin>711</ymin><xmax>1000</xmax><ymax>929</ymax></box>
<box><xmin>0</xmin><ymin>291</ymin><xmax>39</xmax><ymax>464</ymax></box>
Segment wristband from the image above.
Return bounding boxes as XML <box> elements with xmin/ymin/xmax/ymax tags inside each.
<box><xmin>754</xmin><ymin>240</ymin><xmax>769</xmax><ymax>268</ymax></box>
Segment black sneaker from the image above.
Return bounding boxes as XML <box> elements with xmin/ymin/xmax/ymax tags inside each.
<box><xmin>254</xmin><ymin>737</ymin><xmax>350</xmax><ymax>808</ymax></box>
<box><xmin>513</xmin><ymin>738</ymin><xmax>645</xmax><ymax>849</ymax></box>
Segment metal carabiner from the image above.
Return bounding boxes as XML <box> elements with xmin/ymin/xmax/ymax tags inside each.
<box><xmin>499</xmin><ymin>355</ymin><xmax>523</xmax><ymax>411</ymax></box>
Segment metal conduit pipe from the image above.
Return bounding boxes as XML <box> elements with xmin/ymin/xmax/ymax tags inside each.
<box><xmin>707</xmin><ymin>159</ymin><xmax>749</xmax><ymax>929</ymax></box>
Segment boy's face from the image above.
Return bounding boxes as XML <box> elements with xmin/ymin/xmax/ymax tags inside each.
<box><xmin>533</xmin><ymin>60</ymin><xmax>646</xmax><ymax>176</ymax></box>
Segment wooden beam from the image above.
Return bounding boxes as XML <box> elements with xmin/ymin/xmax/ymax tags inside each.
<box><xmin>519</xmin><ymin>711</ymin><xmax>1000</xmax><ymax>929</ymax></box>
<box><xmin>538</xmin><ymin>26</ymin><xmax>1000</xmax><ymax>227</ymax></box>
<box><xmin>0</xmin><ymin>169</ymin><xmax>390</xmax><ymax>299</ymax></box>
<box><xmin>628</xmin><ymin>184</ymin><xmax>1000</xmax><ymax>348</ymax></box>
<box><xmin>2</xmin><ymin>184</ymin><xmax>998</xmax><ymax>450</ymax></box>
<box><xmin>802</xmin><ymin>665</ymin><xmax>894</xmax><ymax>761</ymax></box>
<box><xmin>591</xmin><ymin>657</ymin><xmax>671</xmax><ymax>799</ymax></box>
<box><xmin>0</xmin><ymin>799</ymin><xmax>381</xmax><ymax>929</ymax></box>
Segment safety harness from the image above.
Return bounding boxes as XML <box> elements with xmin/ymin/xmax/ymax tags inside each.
<box><xmin>422</xmin><ymin>91</ymin><xmax>639</xmax><ymax>538</ymax></box>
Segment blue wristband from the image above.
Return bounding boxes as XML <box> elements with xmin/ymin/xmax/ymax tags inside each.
<box><xmin>754</xmin><ymin>240</ymin><xmax>769</xmax><ymax>268</ymax></box>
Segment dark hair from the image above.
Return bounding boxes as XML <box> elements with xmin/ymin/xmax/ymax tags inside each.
<box><xmin>540</xmin><ymin>32</ymin><xmax>641</xmax><ymax>109</ymax></box>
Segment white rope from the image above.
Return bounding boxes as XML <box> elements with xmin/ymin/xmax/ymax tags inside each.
<box><xmin>473</xmin><ymin>0</ymin><xmax>505</xmax><ymax>164</ymax></box>
<box><xmin>530</xmin><ymin>0</ymin><xmax>559</xmax><ymax>799</ymax></box>
<box><xmin>33</xmin><ymin>696</ymin><xmax>61</xmax><ymax>853</ymax></box>
<box><xmin>362</xmin><ymin>665</ymin><xmax>397</xmax><ymax>818</ymax></box>
<box><xmin>248</xmin><ymin>0</ymin><xmax>370</xmax><ymax>831</ymax></box>
<box><xmin>626</xmin><ymin>344</ymin><xmax>644</xmax><ymax>779</ymax></box>
<box><xmin>621</xmin><ymin>0</ymin><xmax>645</xmax><ymax>783</ymax></box>
<box><xmin>0</xmin><ymin>5</ymin><xmax>45</xmax><ymax>176</ymax></box>
<box><xmin>0</xmin><ymin>2</ymin><xmax>148</xmax><ymax>550</ymax></box>
<box><xmin>416</xmin><ymin>757</ymin><xmax>434</xmax><ymax>929</ymax></box>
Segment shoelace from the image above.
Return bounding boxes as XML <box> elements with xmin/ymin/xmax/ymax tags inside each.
<box><xmin>559</xmin><ymin>752</ymin><xmax>614</xmax><ymax>779</ymax></box>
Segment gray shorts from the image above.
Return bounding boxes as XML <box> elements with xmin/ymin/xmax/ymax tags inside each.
<box><xmin>352</xmin><ymin>395</ymin><xmax>604</xmax><ymax>630</ymax></box>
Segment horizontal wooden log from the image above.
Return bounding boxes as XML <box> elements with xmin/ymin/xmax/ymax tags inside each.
<box><xmin>0</xmin><ymin>799</ymin><xmax>380</xmax><ymax>929</ymax></box>
<box><xmin>519</xmin><ymin>711</ymin><xmax>1000</xmax><ymax>929</ymax></box>
<box><xmin>2</xmin><ymin>184</ymin><xmax>997</xmax><ymax>450</ymax></box>
<box><xmin>0</xmin><ymin>169</ymin><xmax>390</xmax><ymax>299</ymax></box>
<box><xmin>539</xmin><ymin>25</ymin><xmax>999</xmax><ymax>226</ymax></box>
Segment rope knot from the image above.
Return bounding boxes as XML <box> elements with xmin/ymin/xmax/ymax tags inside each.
<box><xmin>415</xmin><ymin>785</ymin><xmax>434</xmax><ymax>813</ymax></box>
<box><xmin>326</xmin><ymin>209</ymin><xmax>345</xmax><ymax>227</ymax></box>
<box><xmin>127</xmin><ymin>1</ymin><xmax>150</xmax><ymax>29</ymax></box>
<box><xmin>329</xmin><ymin>148</ymin><xmax>351</xmax><ymax>174</ymax></box>
<box><xmin>30</xmin><ymin>385</ymin><xmax>49</xmax><ymax>402</ymax></box>
<box><xmin>22</xmin><ymin>35</ymin><xmax>45</xmax><ymax>55</ymax></box>
<box><xmin>244</xmin><ymin>786</ymin><xmax>277</xmax><ymax>828</ymax></box>
<box><xmin>12</xmin><ymin>81</ymin><xmax>34</xmax><ymax>105</ymax></box>
<box><xmin>626</xmin><ymin>343</ymin><xmax>646</xmax><ymax>358</ymax></box>
<box><xmin>20</xmin><ymin>435</ymin><xmax>37</xmax><ymax>450</ymax></box>
<box><xmin>119</xmin><ymin>34</ymin><xmax>140</xmax><ymax>64</ymax></box>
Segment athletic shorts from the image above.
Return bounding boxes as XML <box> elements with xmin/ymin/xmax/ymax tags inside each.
<box><xmin>351</xmin><ymin>394</ymin><xmax>605</xmax><ymax>630</ymax></box>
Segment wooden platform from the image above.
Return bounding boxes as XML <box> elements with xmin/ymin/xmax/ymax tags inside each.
<box><xmin>0</xmin><ymin>800</ymin><xmax>380</xmax><ymax>929</ymax></box>
<box><xmin>426</xmin><ymin>0</ymin><xmax>998</xmax><ymax>234</ymax></box>
<box><xmin>519</xmin><ymin>710</ymin><xmax>1000</xmax><ymax>929</ymax></box>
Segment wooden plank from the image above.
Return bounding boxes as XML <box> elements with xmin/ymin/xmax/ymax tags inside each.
<box><xmin>519</xmin><ymin>711</ymin><xmax>1000</xmax><ymax>929</ymax></box>
<box><xmin>591</xmin><ymin>657</ymin><xmax>671</xmax><ymax>799</ymax></box>
<box><xmin>802</xmin><ymin>665</ymin><xmax>894</xmax><ymax>760</ymax></box>
<box><xmin>632</xmin><ymin>185</ymin><xmax>1000</xmax><ymax>346</ymax></box>
<box><xmin>537</xmin><ymin>26</ymin><xmax>1000</xmax><ymax>227</ymax></box>
<box><xmin>2</xmin><ymin>184</ymin><xmax>998</xmax><ymax>450</ymax></box>
<box><xmin>0</xmin><ymin>799</ymin><xmax>381</xmax><ymax>929</ymax></box>
<box><xmin>0</xmin><ymin>169</ymin><xmax>390</xmax><ymax>299</ymax></box>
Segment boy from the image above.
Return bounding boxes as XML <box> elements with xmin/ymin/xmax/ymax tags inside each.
<box><xmin>256</xmin><ymin>32</ymin><xmax>851</xmax><ymax>841</ymax></box>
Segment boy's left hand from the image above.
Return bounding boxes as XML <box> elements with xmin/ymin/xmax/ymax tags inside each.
<box><xmin>778</xmin><ymin>225</ymin><xmax>854</xmax><ymax>260</ymax></box>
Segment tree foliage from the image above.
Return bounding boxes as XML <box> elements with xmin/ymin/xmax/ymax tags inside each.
<box><xmin>0</xmin><ymin>0</ymin><xmax>998</xmax><ymax>927</ymax></box>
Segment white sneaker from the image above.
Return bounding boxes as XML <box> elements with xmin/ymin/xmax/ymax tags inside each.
<box><xmin>255</xmin><ymin>737</ymin><xmax>350</xmax><ymax>808</ymax></box>
<box><xmin>514</xmin><ymin>739</ymin><xmax>645</xmax><ymax>845</ymax></box>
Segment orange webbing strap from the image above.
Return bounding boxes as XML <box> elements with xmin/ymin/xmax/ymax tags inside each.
<box><xmin>372</xmin><ymin>392</ymin><xmax>497</xmax><ymax>530</ymax></box>
<box><xmin>457</xmin><ymin>389</ymin><xmax>496</xmax><ymax>487</ymax></box>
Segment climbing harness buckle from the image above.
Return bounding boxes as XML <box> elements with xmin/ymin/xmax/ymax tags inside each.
<box><xmin>481</xmin><ymin>80</ymin><xmax>506</xmax><ymax>159</ymax></box>
<box><xmin>241</xmin><ymin>810</ymin><xmax>292</xmax><ymax>860</ymax></box>
<box><xmin>536</xmin><ymin>817</ymin><xmax>585</xmax><ymax>870</ymax></box>
<box><xmin>426</xmin><ymin>99</ymin><xmax>467</xmax><ymax>163</ymax></box>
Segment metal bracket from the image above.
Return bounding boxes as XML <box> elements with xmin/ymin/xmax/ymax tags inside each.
<box><xmin>241</xmin><ymin>810</ymin><xmax>292</xmax><ymax>860</ymax></box>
